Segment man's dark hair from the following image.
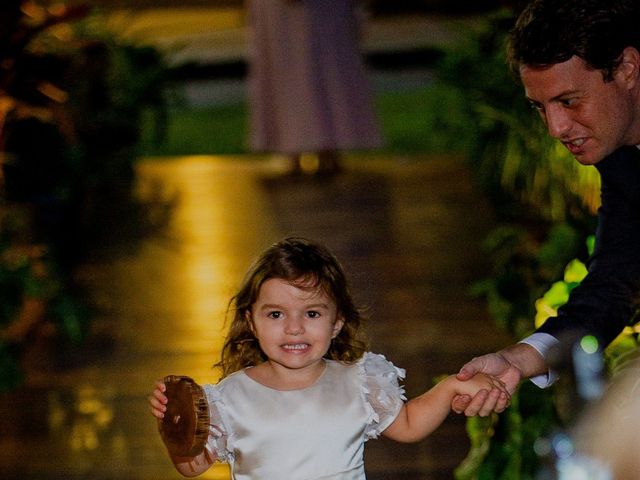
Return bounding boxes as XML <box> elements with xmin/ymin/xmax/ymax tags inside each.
<box><xmin>508</xmin><ymin>0</ymin><xmax>640</xmax><ymax>80</ymax></box>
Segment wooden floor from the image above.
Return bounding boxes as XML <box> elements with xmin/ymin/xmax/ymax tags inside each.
<box><xmin>0</xmin><ymin>154</ymin><xmax>512</xmax><ymax>480</ymax></box>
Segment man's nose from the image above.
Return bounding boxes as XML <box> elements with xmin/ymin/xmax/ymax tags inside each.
<box><xmin>545</xmin><ymin>106</ymin><xmax>572</xmax><ymax>139</ymax></box>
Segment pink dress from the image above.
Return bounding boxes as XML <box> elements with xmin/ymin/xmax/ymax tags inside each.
<box><xmin>246</xmin><ymin>0</ymin><xmax>383</xmax><ymax>154</ymax></box>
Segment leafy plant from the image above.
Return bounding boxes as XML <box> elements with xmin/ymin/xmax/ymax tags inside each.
<box><xmin>0</xmin><ymin>0</ymin><xmax>171</xmax><ymax>390</ymax></box>
<box><xmin>456</xmin><ymin>383</ymin><xmax>558</xmax><ymax>480</ymax></box>
<box><xmin>458</xmin><ymin>226</ymin><xmax>639</xmax><ymax>479</ymax></box>
<box><xmin>0</xmin><ymin>208</ymin><xmax>89</xmax><ymax>391</ymax></box>
<box><xmin>435</xmin><ymin>9</ymin><xmax>600</xmax><ymax>222</ymax></box>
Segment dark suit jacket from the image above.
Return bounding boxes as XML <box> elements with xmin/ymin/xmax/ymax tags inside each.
<box><xmin>536</xmin><ymin>145</ymin><xmax>640</xmax><ymax>346</ymax></box>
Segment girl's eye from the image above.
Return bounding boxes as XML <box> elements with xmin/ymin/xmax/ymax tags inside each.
<box><xmin>307</xmin><ymin>311</ymin><xmax>321</xmax><ymax>319</ymax></box>
<box><xmin>267</xmin><ymin>311</ymin><xmax>282</xmax><ymax>319</ymax></box>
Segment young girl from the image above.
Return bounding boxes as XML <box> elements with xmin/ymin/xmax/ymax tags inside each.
<box><xmin>149</xmin><ymin>237</ymin><xmax>508</xmax><ymax>479</ymax></box>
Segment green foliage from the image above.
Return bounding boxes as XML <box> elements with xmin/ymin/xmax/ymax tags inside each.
<box><xmin>140</xmin><ymin>103</ymin><xmax>249</xmax><ymax>156</ymax></box>
<box><xmin>137</xmin><ymin>82</ymin><xmax>478</xmax><ymax>157</ymax></box>
<box><xmin>535</xmin><ymin>235</ymin><xmax>640</xmax><ymax>378</ymax></box>
<box><xmin>376</xmin><ymin>83</ymin><xmax>477</xmax><ymax>154</ymax></box>
<box><xmin>605</xmin><ymin>334</ymin><xmax>640</xmax><ymax>377</ymax></box>
<box><xmin>464</xmin><ymin>227</ymin><xmax>639</xmax><ymax>478</ymax></box>
<box><xmin>0</xmin><ymin>244</ymin><xmax>90</xmax><ymax>391</ymax></box>
<box><xmin>470</xmin><ymin>223</ymin><xmax>586</xmax><ymax>339</ymax></box>
<box><xmin>536</xmin><ymin>224</ymin><xmax>585</xmax><ymax>276</ymax></box>
<box><xmin>456</xmin><ymin>383</ymin><xmax>558</xmax><ymax>480</ymax></box>
<box><xmin>435</xmin><ymin>10</ymin><xmax>600</xmax><ymax>221</ymax></box>
<box><xmin>51</xmin><ymin>295</ymin><xmax>88</xmax><ymax>346</ymax></box>
<box><xmin>0</xmin><ymin>343</ymin><xmax>23</xmax><ymax>392</ymax></box>
<box><xmin>1</xmin><ymin>1</ymin><xmax>169</xmax><ymax>390</ymax></box>
<box><xmin>455</xmin><ymin>416</ymin><xmax>497</xmax><ymax>480</ymax></box>
<box><xmin>534</xmin><ymin>257</ymin><xmax>588</xmax><ymax>329</ymax></box>
<box><xmin>461</xmin><ymin>230</ymin><xmax>592</xmax><ymax>478</ymax></box>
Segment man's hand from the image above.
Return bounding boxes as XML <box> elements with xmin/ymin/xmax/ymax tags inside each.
<box><xmin>451</xmin><ymin>343</ymin><xmax>548</xmax><ymax>416</ymax></box>
<box><xmin>451</xmin><ymin>353</ymin><xmax>522</xmax><ymax>416</ymax></box>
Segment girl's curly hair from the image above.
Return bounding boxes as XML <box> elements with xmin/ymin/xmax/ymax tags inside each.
<box><xmin>215</xmin><ymin>237</ymin><xmax>368</xmax><ymax>378</ymax></box>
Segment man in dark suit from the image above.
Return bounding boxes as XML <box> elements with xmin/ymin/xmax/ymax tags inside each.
<box><xmin>453</xmin><ymin>0</ymin><xmax>640</xmax><ymax>416</ymax></box>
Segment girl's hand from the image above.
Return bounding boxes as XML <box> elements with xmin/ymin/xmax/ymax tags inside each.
<box><xmin>454</xmin><ymin>373</ymin><xmax>510</xmax><ymax>407</ymax></box>
<box><xmin>148</xmin><ymin>380</ymin><xmax>168</xmax><ymax>419</ymax></box>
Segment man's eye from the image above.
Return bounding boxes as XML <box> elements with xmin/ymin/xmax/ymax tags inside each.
<box><xmin>528</xmin><ymin>101</ymin><xmax>543</xmax><ymax>111</ymax></box>
<box><xmin>560</xmin><ymin>98</ymin><xmax>576</xmax><ymax>107</ymax></box>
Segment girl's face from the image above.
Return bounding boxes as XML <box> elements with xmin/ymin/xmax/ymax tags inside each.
<box><xmin>250</xmin><ymin>278</ymin><xmax>343</xmax><ymax>376</ymax></box>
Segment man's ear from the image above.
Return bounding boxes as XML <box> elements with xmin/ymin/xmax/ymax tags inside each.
<box><xmin>332</xmin><ymin>316</ymin><xmax>345</xmax><ymax>338</ymax></box>
<box><xmin>615</xmin><ymin>46</ymin><xmax>640</xmax><ymax>88</ymax></box>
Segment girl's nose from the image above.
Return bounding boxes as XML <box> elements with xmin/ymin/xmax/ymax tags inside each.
<box><xmin>285</xmin><ymin>316</ymin><xmax>304</xmax><ymax>335</ymax></box>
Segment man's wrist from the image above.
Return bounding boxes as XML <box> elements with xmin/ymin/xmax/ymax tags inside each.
<box><xmin>499</xmin><ymin>342</ymin><xmax>548</xmax><ymax>379</ymax></box>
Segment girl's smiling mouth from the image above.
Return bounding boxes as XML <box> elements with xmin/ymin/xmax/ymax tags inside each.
<box><xmin>282</xmin><ymin>343</ymin><xmax>311</xmax><ymax>352</ymax></box>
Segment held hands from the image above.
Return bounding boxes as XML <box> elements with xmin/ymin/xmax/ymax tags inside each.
<box><xmin>149</xmin><ymin>380</ymin><xmax>168</xmax><ymax>419</ymax></box>
<box><xmin>451</xmin><ymin>352</ymin><xmax>523</xmax><ymax>416</ymax></box>
<box><xmin>451</xmin><ymin>371</ymin><xmax>510</xmax><ymax>415</ymax></box>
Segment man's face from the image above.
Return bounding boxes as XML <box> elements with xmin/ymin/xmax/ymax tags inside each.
<box><xmin>520</xmin><ymin>55</ymin><xmax>637</xmax><ymax>165</ymax></box>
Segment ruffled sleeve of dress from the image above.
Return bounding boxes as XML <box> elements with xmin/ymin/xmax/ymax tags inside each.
<box><xmin>202</xmin><ymin>383</ymin><xmax>233</xmax><ymax>462</ymax></box>
<box><xmin>358</xmin><ymin>352</ymin><xmax>406</xmax><ymax>439</ymax></box>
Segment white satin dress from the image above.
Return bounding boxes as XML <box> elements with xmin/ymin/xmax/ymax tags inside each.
<box><xmin>203</xmin><ymin>352</ymin><xmax>406</xmax><ymax>480</ymax></box>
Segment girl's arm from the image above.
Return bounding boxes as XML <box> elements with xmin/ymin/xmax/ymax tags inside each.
<box><xmin>382</xmin><ymin>373</ymin><xmax>508</xmax><ymax>443</ymax></box>
<box><xmin>148</xmin><ymin>381</ymin><xmax>217</xmax><ymax>477</ymax></box>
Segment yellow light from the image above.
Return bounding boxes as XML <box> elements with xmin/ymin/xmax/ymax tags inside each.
<box><xmin>135</xmin><ymin>155</ymin><xmax>278</xmax><ymax>381</ymax></box>
<box><xmin>299</xmin><ymin>153</ymin><xmax>320</xmax><ymax>174</ymax></box>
